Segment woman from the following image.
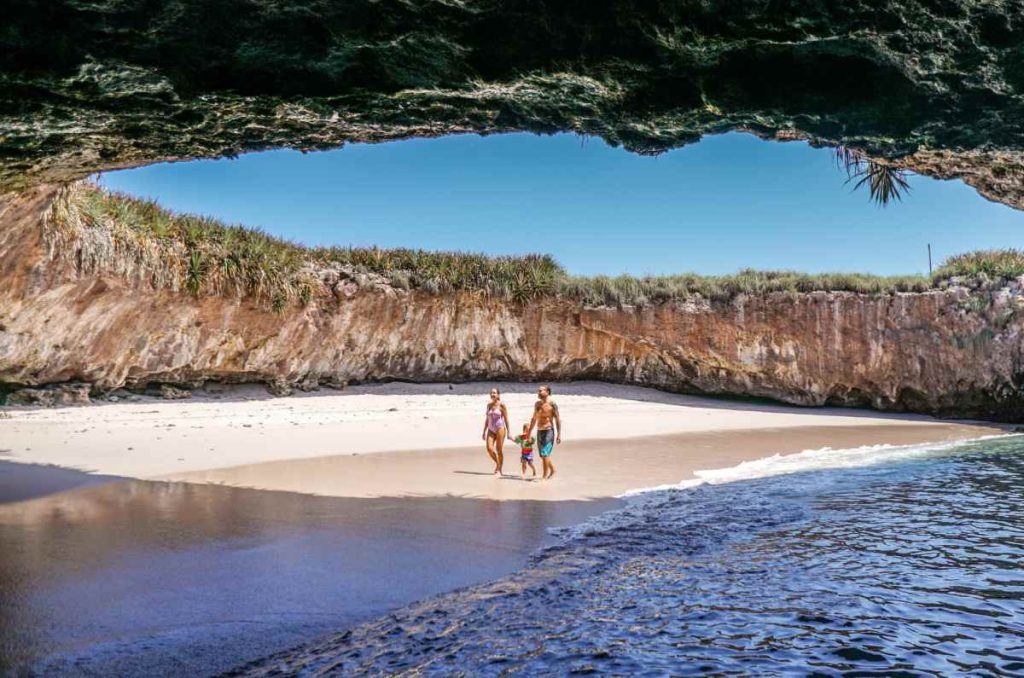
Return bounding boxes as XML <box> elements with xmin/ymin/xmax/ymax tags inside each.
<box><xmin>481</xmin><ymin>387</ymin><xmax>511</xmax><ymax>476</ymax></box>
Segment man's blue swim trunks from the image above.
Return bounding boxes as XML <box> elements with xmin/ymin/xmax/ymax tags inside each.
<box><xmin>537</xmin><ymin>428</ymin><xmax>555</xmax><ymax>458</ymax></box>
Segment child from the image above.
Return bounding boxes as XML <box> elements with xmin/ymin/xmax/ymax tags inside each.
<box><xmin>514</xmin><ymin>424</ymin><xmax>537</xmax><ymax>480</ymax></box>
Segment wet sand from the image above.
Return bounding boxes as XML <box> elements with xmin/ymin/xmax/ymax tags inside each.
<box><xmin>162</xmin><ymin>423</ymin><xmax>999</xmax><ymax>502</ymax></box>
<box><xmin>0</xmin><ymin>472</ymin><xmax>617</xmax><ymax>676</ymax></box>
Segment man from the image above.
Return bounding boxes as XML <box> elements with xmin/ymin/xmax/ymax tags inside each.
<box><xmin>527</xmin><ymin>384</ymin><xmax>561</xmax><ymax>480</ymax></box>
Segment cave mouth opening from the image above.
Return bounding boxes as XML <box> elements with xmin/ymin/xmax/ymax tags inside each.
<box><xmin>92</xmin><ymin>131</ymin><xmax>1024</xmax><ymax>283</ymax></box>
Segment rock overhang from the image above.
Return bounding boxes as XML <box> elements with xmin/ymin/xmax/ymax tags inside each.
<box><xmin>1</xmin><ymin>0</ymin><xmax>1023</xmax><ymax>206</ymax></box>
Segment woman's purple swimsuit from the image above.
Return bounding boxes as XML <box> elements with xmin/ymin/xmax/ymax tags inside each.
<box><xmin>486</xmin><ymin>406</ymin><xmax>506</xmax><ymax>433</ymax></box>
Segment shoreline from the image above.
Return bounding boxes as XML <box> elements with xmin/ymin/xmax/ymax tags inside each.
<box><xmin>0</xmin><ymin>381</ymin><xmax>1005</xmax><ymax>485</ymax></box>
<box><xmin>160</xmin><ymin>422</ymin><xmax>1000</xmax><ymax>502</ymax></box>
<box><xmin>2</xmin><ymin>425</ymin><xmax>1004</xmax><ymax>676</ymax></box>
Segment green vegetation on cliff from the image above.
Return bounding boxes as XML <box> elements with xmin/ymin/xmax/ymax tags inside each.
<box><xmin>560</xmin><ymin>270</ymin><xmax>932</xmax><ymax>307</ymax></box>
<box><xmin>51</xmin><ymin>183</ymin><xmax>1022</xmax><ymax>309</ymax></box>
<box><xmin>934</xmin><ymin>250</ymin><xmax>1024</xmax><ymax>282</ymax></box>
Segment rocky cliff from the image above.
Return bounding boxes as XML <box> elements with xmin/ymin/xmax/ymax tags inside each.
<box><xmin>3</xmin><ymin>0</ymin><xmax>1024</xmax><ymax>209</ymax></box>
<box><xmin>2</xmin><ymin>186</ymin><xmax>1022</xmax><ymax>420</ymax></box>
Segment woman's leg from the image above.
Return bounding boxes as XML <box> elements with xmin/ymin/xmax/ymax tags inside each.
<box><xmin>494</xmin><ymin>428</ymin><xmax>506</xmax><ymax>474</ymax></box>
<box><xmin>485</xmin><ymin>432</ymin><xmax>498</xmax><ymax>471</ymax></box>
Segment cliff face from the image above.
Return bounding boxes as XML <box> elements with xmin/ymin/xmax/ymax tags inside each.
<box><xmin>3</xmin><ymin>187</ymin><xmax>1023</xmax><ymax>420</ymax></box>
<box><xmin>3</xmin><ymin>0</ymin><xmax>1024</xmax><ymax>209</ymax></box>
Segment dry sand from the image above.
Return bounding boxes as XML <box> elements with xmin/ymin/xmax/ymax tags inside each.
<box><xmin>0</xmin><ymin>382</ymin><xmax>1003</xmax><ymax>500</ymax></box>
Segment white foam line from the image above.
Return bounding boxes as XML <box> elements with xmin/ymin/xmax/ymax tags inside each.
<box><xmin>618</xmin><ymin>433</ymin><xmax>1020</xmax><ymax>499</ymax></box>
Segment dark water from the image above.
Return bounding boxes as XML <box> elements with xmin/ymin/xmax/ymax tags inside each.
<box><xmin>0</xmin><ymin>466</ymin><xmax>613</xmax><ymax>676</ymax></box>
<box><xmin>240</xmin><ymin>436</ymin><xmax>1024</xmax><ymax>676</ymax></box>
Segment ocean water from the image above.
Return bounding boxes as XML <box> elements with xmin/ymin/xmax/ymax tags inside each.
<box><xmin>243</xmin><ymin>434</ymin><xmax>1024</xmax><ymax>676</ymax></box>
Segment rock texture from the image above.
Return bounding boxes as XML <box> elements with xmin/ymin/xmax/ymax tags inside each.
<box><xmin>3</xmin><ymin>0</ymin><xmax>1024</xmax><ymax>207</ymax></box>
<box><xmin>3</xmin><ymin>187</ymin><xmax>1023</xmax><ymax>420</ymax></box>
<box><xmin>4</xmin><ymin>383</ymin><xmax>92</xmax><ymax>407</ymax></box>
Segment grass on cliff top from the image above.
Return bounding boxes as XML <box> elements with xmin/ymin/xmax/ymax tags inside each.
<box><xmin>51</xmin><ymin>182</ymin><xmax>1020</xmax><ymax>310</ymax></box>
<box><xmin>933</xmin><ymin>249</ymin><xmax>1024</xmax><ymax>282</ymax></box>
<box><xmin>53</xmin><ymin>182</ymin><xmax>562</xmax><ymax>307</ymax></box>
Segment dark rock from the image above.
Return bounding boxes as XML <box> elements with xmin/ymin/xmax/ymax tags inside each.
<box><xmin>107</xmin><ymin>389</ymin><xmax>142</xmax><ymax>402</ymax></box>
<box><xmin>159</xmin><ymin>385</ymin><xmax>192</xmax><ymax>400</ymax></box>
<box><xmin>322</xmin><ymin>377</ymin><xmax>347</xmax><ymax>390</ymax></box>
<box><xmin>6</xmin><ymin>389</ymin><xmax>56</xmax><ymax>407</ymax></box>
<box><xmin>60</xmin><ymin>384</ymin><xmax>92</xmax><ymax>405</ymax></box>
<box><xmin>6</xmin><ymin>383</ymin><xmax>91</xmax><ymax>407</ymax></box>
<box><xmin>296</xmin><ymin>377</ymin><xmax>320</xmax><ymax>392</ymax></box>
<box><xmin>1</xmin><ymin>1</ymin><xmax>1023</xmax><ymax>209</ymax></box>
<box><xmin>265</xmin><ymin>378</ymin><xmax>293</xmax><ymax>397</ymax></box>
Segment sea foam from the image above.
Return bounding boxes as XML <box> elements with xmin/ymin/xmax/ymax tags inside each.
<box><xmin>551</xmin><ymin>432</ymin><xmax>1017</xmax><ymax>545</ymax></box>
<box><xmin>619</xmin><ymin>432</ymin><xmax>1017</xmax><ymax>498</ymax></box>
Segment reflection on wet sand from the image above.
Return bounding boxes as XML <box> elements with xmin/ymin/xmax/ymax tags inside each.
<box><xmin>0</xmin><ymin>473</ymin><xmax>616</xmax><ymax>676</ymax></box>
<box><xmin>0</xmin><ymin>460</ymin><xmax>119</xmax><ymax>503</ymax></box>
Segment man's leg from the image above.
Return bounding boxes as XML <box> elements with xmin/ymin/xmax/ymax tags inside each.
<box><xmin>538</xmin><ymin>429</ymin><xmax>553</xmax><ymax>479</ymax></box>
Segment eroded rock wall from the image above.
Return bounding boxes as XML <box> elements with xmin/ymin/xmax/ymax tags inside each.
<box><xmin>2</xmin><ymin>187</ymin><xmax>1023</xmax><ymax>420</ymax></box>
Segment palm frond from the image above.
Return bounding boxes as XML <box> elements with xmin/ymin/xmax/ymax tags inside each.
<box><xmin>834</xmin><ymin>146</ymin><xmax>864</xmax><ymax>177</ymax></box>
<box><xmin>849</xmin><ymin>163</ymin><xmax>912</xmax><ymax>206</ymax></box>
<box><xmin>835</xmin><ymin>146</ymin><xmax>912</xmax><ymax>206</ymax></box>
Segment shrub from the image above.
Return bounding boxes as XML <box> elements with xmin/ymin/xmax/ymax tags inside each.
<box><xmin>933</xmin><ymin>250</ymin><xmax>1024</xmax><ymax>283</ymax></box>
<box><xmin>50</xmin><ymin>182</ymin><xmax>1022</xmax><ymax>311</ymax></box>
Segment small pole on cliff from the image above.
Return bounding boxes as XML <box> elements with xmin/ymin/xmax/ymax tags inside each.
<box><xmin>928</xmin><ymin>243</ymin><xmax>933</xmax><ymax>276</ymax></box>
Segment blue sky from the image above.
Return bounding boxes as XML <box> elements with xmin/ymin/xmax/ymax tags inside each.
<box><xmin>99</xmin><ymin>132</ymin><xmax>1024</xmax><ymax>276</ymax></box>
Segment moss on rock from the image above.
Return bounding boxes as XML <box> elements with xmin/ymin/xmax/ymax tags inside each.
<box><xmin>2</xmin><ymin>0</ymin><xmax>1024</xmax><ymax>206</ymax></box>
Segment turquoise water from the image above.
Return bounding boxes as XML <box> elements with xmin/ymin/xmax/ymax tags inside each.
<box><xmin>239</xmin><ymin>436</ymin><xmax>1024</xmax><ymax>675</ymax></box>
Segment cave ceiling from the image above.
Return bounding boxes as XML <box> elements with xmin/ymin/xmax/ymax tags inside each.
<box><xmin>2</xmin><ymin>0</ymin><xmax>1024</xmax><ymax>207</ymax></box>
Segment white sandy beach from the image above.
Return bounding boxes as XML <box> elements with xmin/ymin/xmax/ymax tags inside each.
<box><xmin>0</xmin><ymin>382</ymin><xmax>1004</xmax><ymax>501</ymax></box>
